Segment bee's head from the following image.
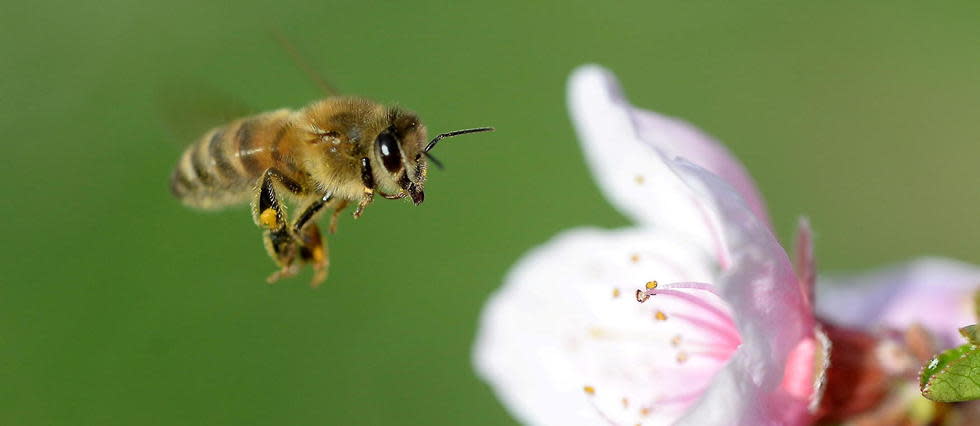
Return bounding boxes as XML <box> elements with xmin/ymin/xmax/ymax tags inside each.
<box><xmin>371</xmin><ymin>109</ymin><xmax>495</xmax><ymax>205</ymax></box>
<box><xmin>304</xmin><ymin>98</ymin><xmax>492</xmax><ymax>205</ymax></box>
<box><xmin>369</xmin><ymin>108</ymin><xmax>429</xmax><ymax>204</ymax></box>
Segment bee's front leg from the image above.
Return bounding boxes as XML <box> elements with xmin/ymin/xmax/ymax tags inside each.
<box><xmin>353</xmin><ymin>188</ymin><xmax>374</xmax><ymax>219</ymax></box>
<box><xmin>254</xmin><ymin>168</ymin><xmax>302</xmax><ymax>283</ymax></box>
<box><xmin>354</xmin><ymin>157</ymin><xmax>376</xmax><ymax>219</ymax></box>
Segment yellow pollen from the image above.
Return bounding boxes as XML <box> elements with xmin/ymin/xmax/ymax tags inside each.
<box><xmin>635</xmin><ymin>290</ymin><xmax>650</xmax><ymax>303</ymax></box>
<box><xmin>640</xmin><ymin>407</ymin><xmax>651</xmax><ymax>416</ymax></box>
<box><xmin>629</xmin><ymin>253</ymin><xmax>640</xmax><ymax>263</ymax></box>
<box><xmin>655</xmin><ymin>311</ymin><xmax>668</xmax><ymax>321</ymax></box>
<box><xmin>645</xmin><ymin>281</ymin><xmax>659</xmax><ymax>289</ymax></box>
<box><xmin>670</xmin><ymin>335</ymin><xmax>682</xmax><ymax>347</ymax></box>
<box><xmin>635</xmin><ymin>175</ymin><xmax>645</xmax><ymax>185</ymax></box>
<box><xmin>259</xmin><ymin>208</ymin><xmax>279</xmax><ymax>229</ymax></box>
<box><xmin>583</xmin><ymin>385</ymin><xmax>596</xmax><ymax>396</ymax></box>
<box><xmin>621</xmin><ymin>397</ymin><xmax>629</xmax><ymax>408</ymax></box>
<box><xmin>677</xmin><ymin>352</ymin><xmax>689</xmax><ymax>364</ymax></box>
<box><xmin>612</xmin><ymin>288</ymin><xmax>621</xmax><ymax>298</ymax></box>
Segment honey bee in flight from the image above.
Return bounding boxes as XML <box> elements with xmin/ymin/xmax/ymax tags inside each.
<box><xmin>169</xmin><ymin>96</ymin><xmax>493</xmax><ymax>286</ymax></box>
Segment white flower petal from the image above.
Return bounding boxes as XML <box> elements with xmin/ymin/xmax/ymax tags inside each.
<box><xmin>474</xmin><ymin>227</ymin><xmax>727</xmax><ymax>426</ymax></box>
<box><xmin>816</xmin><ymin>258</ymin><xmax>980</xmax><ymax>348</ymax></box>
<box><xmin>476</xmin><ymin>65</ymin><xmax>820</xmax><ymax>426</ymax></box>
<box><xmin>568</xmin><ymin>65</ymin><xmax>771</xmax><ymax>242</ymax></box>
<box><xmin>568</xmin><ymin>66</ymin><xmax>730</xmax><ymax>268</ymax></box>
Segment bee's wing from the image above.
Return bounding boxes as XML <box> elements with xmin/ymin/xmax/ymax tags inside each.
<box><xmin>154</xmin><ymin>80</ymin><xmax>256</xmax><ymax>145</ymax></box>
<box><xmin>272</xmin><ymin>30</ymin><xmax>341</xmax><ymax>97</ymax></box>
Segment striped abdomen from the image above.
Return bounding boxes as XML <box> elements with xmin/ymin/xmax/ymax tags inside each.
<box><xmin>170</xmin><ymin>109</ymin><xmax>303</xmax><ymax>209</ymax></box>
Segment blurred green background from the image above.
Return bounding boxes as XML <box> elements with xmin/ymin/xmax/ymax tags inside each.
<box><xmin>2</xmin><ymin>1</ymin><xmax>978</xmax><ymax>424</ymax></box>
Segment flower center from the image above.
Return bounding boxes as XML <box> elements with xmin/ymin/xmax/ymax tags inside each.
<box><xmin>577</xmin><ymin>280</ymin><xmax>745</xmax><ymax>419</ymax></box>
<box><xmin>636</xmin><ymin>280</ymin><xmax>742</xmax><ymax>357</ymax></box>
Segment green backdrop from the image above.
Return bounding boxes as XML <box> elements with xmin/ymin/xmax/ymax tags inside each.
<box><xmin>2</xmin><ymin>1</ymin><xmax>978</xmax><ymax>424</ymax></box>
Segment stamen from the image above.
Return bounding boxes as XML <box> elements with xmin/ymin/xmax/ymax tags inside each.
<box><xmin>681</xmin><ymin>338</ymin><xmax>738</xmax><ymax>353</ymax></box>
<box><xmin>687</xmin><ymin>348</ymin><xmax>735</xmax><ymax>361</ymax></box>
<box><xmin>583</xmin><ymin>385</ymin><xmax>596</xmax><ymax>396</ymax></box>
<box><xmin>629</xmin><ymin>253</ymin><xmax>640</xmax><ymax>264</ymax></box>
<box><xmin>638</xmin><ymin>288</ymin><xmax>734</xmax><ymax>329</ymax></box>
<box><xmin>670</xmin><ymin>335</ymin><xmax>682</xmax><ymax>347</ymax></box>
<box><xmin>656</xmin><ymin>281</ymin><xmax>722</xmax><ymax>297</ymax></box>
<box><xmin>651</xmin><ymin>389</ymin><xmax>705</xmax><ymax>406</ymax></box>
<box><xmin>676</xmin><ymin>352</ymin><xmax>689</xmax><ymax>364</ymax></box>
<box><xmin>621</xmin><ymin>397</ymin><xmax>629</xmax><ymax>409</ymax></box>
<box><xmin>635</xmin><ymin>280</ymin><xmax>741</xmax><ymax>348</ymax></box>
<box><xmin>612</xmin><ymin>288</ymin><xmax>621</xmax><ymax>298</ymax></box>
<box><xmin>670</xmin><ymin>312</ymin><xmax>741</xmax><ymax>347</ymax></box>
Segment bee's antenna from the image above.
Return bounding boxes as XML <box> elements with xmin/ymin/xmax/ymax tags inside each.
<box><xmin>424</xmin><ymin>127</ymin><xmax>495</xmax><ymax>153</ymax></box>
<box><xmin>424</xmin><ymin>152</ymin><xmax>444</xmax><ymax>170</ymax></box>
<box><xmin>271</xmin><ymin>29</ymin><xmax>340</xmax><ymax>97</ymax></box>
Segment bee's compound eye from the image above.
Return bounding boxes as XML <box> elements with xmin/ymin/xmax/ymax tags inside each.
<box><xmin>376</xmin><ymin>130</ymin><xmax>403</xmax><ymax>173</ymax></box>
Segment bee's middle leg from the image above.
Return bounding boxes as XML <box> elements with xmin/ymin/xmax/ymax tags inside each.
<box><xmin>297</xmin><ymin>223</ymin><xmax>328</xmax><ymax>287</ymax></box>
<box><xmin>292</xmin><ymin>192</ymin><xmax>334</xmax><ymax>287</ymax></box>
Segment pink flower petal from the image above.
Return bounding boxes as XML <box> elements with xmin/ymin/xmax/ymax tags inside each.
<box><xmin>794</xmin><ymin>217</ymin><xmax>817</xmax><ymax>309</ymax></box>
<box><xmin>816</xmin><ymin>258</ymin><xmax>980</xmax><ymax>349</ymax></box>
<box><xmin>666</xmin><ymin>160</ymin><xmax>816</xmax><ymax>425</ymax></box>
<box><xmin>569</xmin><ymin>65</ymin><xmax>772</xmax><ymax>233</ymax></box>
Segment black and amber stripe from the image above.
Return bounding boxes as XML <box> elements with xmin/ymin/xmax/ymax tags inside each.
<box><xmin>169</xmin><ymin>109</ymin><xmax>302</xmax><ymax>209</ymax></box>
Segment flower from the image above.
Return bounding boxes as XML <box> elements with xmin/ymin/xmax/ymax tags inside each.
<box><xmin>816</xmin><ymin>258</ymin><xmax>980</xmax><ymax>350</ymax></box>
<box><xmin>472</xmin><ymin>64</ymin><xmax>980</xmax><ymax>425</ymax></box>
<box><xmin>474</xmin><ymin>65</ymin><xmax>824</xmax><ymax>425</ymax></box>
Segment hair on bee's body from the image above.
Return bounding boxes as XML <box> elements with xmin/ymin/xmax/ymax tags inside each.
<box><xmin>169</xmin><ymin>94</ymin><xmax>492</xmax><ymax>286</ymax></box>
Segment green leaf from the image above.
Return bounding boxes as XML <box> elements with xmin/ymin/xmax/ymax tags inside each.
<box><xmin>920</xmin><ymin>344</ymin><xmax>980</xmax><ymax>402</ymax></box>
<box><xmin>961</xmin><ymin>325</ymin><xmax>980</xmax><ymax>345</ymax></box>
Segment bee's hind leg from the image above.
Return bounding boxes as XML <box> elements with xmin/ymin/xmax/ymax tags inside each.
<box><xmin>254</xmin><ymin>168</ymin><xmax>303</xmax><ymax>284</ymax></box>
<box><xmin>263</xmin><ymin>228</ymin><xmax>301</xmax><ymax>283</ymax></box>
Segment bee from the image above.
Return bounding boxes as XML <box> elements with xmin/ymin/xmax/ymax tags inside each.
<box><xmin>169</xmin><ymin>96</ymin><xmax>493</xmax><ymax>286</ymax></box>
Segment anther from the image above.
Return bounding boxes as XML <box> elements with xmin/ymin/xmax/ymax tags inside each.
<box><xmin>655</xmin><ymin>311</ymin><xmax>668</xmax><ymax>321</ymax></box>
<box><xmin>645</xmin><ymin>281</ymin><xmax>659</xmax><ymax>289</ymax></box>
<box><xmin>612</xmin><ymin>288</ymin><xmax>621</xmax><ymax>298</ymax></box>
<box><xmin>635</xmin><ymin>289</ymin><xmax>650</xmax><ymax>303</ymax></box>
<box><xmin>583</xmin><ymin>385</ymin><xmax>596</xmax><ymax>396</ymax></box>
